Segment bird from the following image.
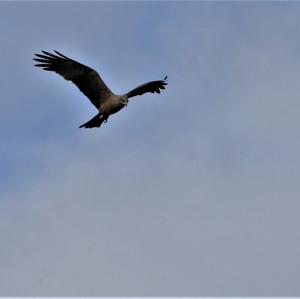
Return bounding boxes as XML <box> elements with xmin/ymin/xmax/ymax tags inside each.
<box><xmin>33</xmin><ymin>50</ymin><xmax>168</xmax><ymax>128</ymax></box>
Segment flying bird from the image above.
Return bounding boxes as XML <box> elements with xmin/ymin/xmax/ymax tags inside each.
<box><xmin>33</xmin><ymin>50</ymin><xmax>168</xmax><ymax>128</ymax></box>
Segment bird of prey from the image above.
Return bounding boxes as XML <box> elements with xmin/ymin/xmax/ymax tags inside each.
<box><xmin>33</xmin><ymin>50</ymin><xmax>168</xmax><ymax>128</ymax></box>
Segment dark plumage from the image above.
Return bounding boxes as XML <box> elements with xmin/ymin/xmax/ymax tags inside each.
<box><xmin>33</xmin><ymin>50</ymin><xmax>168</xmax><ymax>128</ymax></box>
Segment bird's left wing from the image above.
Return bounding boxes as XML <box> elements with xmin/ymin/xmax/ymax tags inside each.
<box><xmin>126</xmin><ymin>76</ymin><xmax>168</xmax><ymax>98</ymax></box>
<box><xmin>34</xmin><ymin>50</ymin><xmax>113</xmax><ymax>108</ymax></box>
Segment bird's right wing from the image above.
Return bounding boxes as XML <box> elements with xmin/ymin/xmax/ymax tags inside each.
<box><xmin>34</xmin><ymin>50</ymin><xmax>113</xmax><ymax>108</ymax></box>
<box><xmin>126</xmin><ymin>76</ymin><xmax>168</xmax><ymax>98</ymax></box>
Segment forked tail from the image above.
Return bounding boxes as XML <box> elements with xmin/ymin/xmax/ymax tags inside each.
<box><xmin>79</xmin><ymin>114</ymin><xmax>107</xmax><ymax>129</ymax></box>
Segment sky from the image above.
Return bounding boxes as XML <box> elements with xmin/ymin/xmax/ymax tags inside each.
<box><xmin>0</xmin><ymin>1</ymin><xmax>300</xmax><ymax>296</ymax></box>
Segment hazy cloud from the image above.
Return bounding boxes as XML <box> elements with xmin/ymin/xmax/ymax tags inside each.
<box><xmin>1</xmin><ymin>2</ymin><xmax>300</xmax><ymax>296</ymax></box>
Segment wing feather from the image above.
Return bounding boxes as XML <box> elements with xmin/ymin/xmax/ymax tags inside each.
<box><xmin>126</xmin><ymin>76</ymin><xmax>168</xmax><ymax>98</ymax></box>
<box><xmin>33</xmin><ymin>50</ymin><xmax>112</xmax><ymax>108</ymax></box>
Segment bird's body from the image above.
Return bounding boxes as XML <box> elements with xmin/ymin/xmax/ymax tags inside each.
<box><xmin>100</xmin><ymin>94</ymin><xmax>127</xmax><ymax>115</ymax></box>
<box><xmin>33</xmin><ymin>50</ymin><xmax>167</xmax><ymax>128</ymax></box>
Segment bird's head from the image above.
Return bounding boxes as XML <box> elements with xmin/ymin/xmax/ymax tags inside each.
<box><xmin>120</xmin><ymin>95</ymin><xmax>129</xmax><ymax>107</ymax></box>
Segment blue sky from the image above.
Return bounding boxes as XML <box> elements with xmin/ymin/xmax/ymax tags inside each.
<box><xmin>1</xmin><ymin>1</ymin><xmax>300</xmax><ymax>296</ymax></box>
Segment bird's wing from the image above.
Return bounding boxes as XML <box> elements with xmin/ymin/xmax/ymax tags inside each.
<box><xmin>34</xmin><ymin>50</ymin><xmax>113</xmax><ymax>108</ymax></box>
<box><xmin>126</xmin><ymin>76</ymin><xmax>168</xmax><ymax>98</ymax></box>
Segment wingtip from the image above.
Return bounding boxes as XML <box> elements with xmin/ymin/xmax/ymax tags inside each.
<box><xmin>162</xmin><ymin>76</ymin><xmax>168</xmax><ymax>86</ymax></box>
<box><xmin>54</xmin><ymin>50</ymin><xmax>69</xmax><ymax>59</ymax></box>
<box><xmin>33</xmin><ymin>53</ymin><xmax>41</xmax><ymax>60</ymax></box>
